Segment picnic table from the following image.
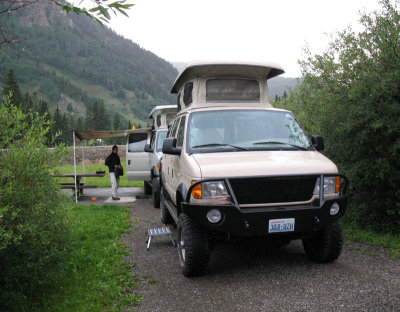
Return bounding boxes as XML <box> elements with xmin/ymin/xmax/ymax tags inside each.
<box><xmin>52</xmin><ymin>172</ymin><xmax>106</xmax><ymax>195</ymax></box>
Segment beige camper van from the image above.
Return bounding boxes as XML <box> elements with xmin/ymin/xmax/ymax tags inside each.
<box><xmin>160</xmin><ymin>61</ymin><xmax>348</xmax><ymax>277</ymax></box>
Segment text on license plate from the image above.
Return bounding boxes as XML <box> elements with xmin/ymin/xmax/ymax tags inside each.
<box><xmin>268</xmin><ymin>218</ymin><xmax>295</xmax><ymax>233</ymax></box>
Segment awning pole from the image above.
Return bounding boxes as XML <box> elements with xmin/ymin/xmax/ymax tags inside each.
<box><xmin>82</xmin><ymin>144</ymin><xmax>85</xmax><ymax>184</ymax></box>
<box><xmin>73</xmin><ymin>130</ymin><xmax>78</xmax><ymax>203</ymax></box>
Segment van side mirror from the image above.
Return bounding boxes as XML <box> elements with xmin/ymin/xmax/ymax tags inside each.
<box><xmin>311</xmin><ymin>135</ymin><xmax>324</xmax><ymax>151</ymax></box>
<box><xmin>162</xmin><ymin>138</ymin><xmax>181</xmax><ymax>155</ymax></box>
<box><xmin>144</xmin><ymin>144</ymin><xmax>153</xmax><ymax>153</ymax></box>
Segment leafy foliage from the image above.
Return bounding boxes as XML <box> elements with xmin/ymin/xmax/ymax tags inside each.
<box><xmin>277</xmin><ymin>0</ymin><xmax>400</xmax><ymax>232</ymax></box>
<box><xmin>0</xmin><ymin>98</ymin><xmax>70</xmax><ymax>310</ymax></box>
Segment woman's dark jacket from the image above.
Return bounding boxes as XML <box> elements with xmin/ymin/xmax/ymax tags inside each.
<box><xmin>105</xmin><ymin>153</ymin><xmax>121</xmax><ymax>173</ymax></box>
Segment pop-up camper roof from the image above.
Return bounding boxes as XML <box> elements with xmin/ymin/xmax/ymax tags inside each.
<box><xmin>170</xmin><ymin>61</ymin><xmax>285</xmax><ymax>110</ymax></box>
<box><xmin>148</xmin><ymin>105</ymin><xmax>177</xmax><ymax>129</ymax></box>
<box><xmin>171</xmin><ymin>61</ymin><xmax>285</xmax><ymax>93</ymax></box>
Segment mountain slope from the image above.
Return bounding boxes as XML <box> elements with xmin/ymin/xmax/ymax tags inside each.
<box><xmin>0</xmin><ymin>0</ymin><xmax>178</xmax><ymax>124</ymax></box>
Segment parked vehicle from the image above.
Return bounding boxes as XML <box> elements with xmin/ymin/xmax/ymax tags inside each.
<box><xmin>126</xmin><ymin>105</ymin><xmax>177</xmax><ymax>204</ymax></box>
<box><xmin>160</xmin><ymin>61</ymin><xmax>349</xmax><ymax>277</ymax></box>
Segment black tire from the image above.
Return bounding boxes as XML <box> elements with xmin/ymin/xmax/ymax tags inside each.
<box><xmin>152</xmin><ymin>178</ymin><xmax>160</xmax><ymax>208</ymax></box>
<box><xmin>302</xmin><ymin>219</ymin><xmax>343</xmax><ymax>263</ymax></box>
<box><xmin>160</xmin><ymin>187</ymin><xmax>173</xmax><ymax>225</ymax></box>
<box><xmin>144</xmin><ymin>181</ymin><xmax>152</xmax><ymax>195</ymax></box>
<box><xmin>177</xmin><ymin>213</ymin><xmax>210</xmax><ymax>277</ymax></box>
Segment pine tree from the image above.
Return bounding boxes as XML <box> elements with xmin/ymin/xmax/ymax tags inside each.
<box><xmin>113</xmin><ymin>112</ymin><xmax>122</xmax><ymax>130</ymax></box>
<box><xmin>21</xmin><ymin>92</ymin><xmax>34</xmax><ymax>114</ymax></box>
<box><xmin>2</xmin><ymin>69</ymin><xmax>23</xmax><ymax>108</ymax></box>
<box><xmin>76</xmin><ymin>117</ymin><xmax>84</xmax><ymax>130</ymax></box>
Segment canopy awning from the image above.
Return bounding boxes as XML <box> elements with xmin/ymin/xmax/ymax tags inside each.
<box><xmin>73</xmin><ymin>128</ymin><xmax>151</xmax><ymax>141</ymax></box>
<box><xmin>68</xmin><ymin>127</ymin><xmax>151</xmax><ymax>203</ymax></box>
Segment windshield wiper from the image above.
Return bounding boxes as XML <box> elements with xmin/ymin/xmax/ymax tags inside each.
<box><xmin>192</xmin><ymin>143</ymin><xmax>248</xmax><ymax>151</ymax></box>
<box><xmin>253</xmin><ymin>141</ymin><xmax>309</xmax><ymax>151</ymax></box>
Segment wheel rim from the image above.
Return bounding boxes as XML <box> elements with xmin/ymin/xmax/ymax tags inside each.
<box><xmin>160</xmin><ymin>190</ymin><xmax>164</xmax><ymax>219</ymax></box>
<box><xmin>178</xmin><ymin>227</ymin><xmax>186</xmax><ymax>263</ymax></box>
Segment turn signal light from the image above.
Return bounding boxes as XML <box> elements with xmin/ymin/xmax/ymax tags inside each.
<box><xmin>335</xmin><ymin>176</ymin><xmax>340</xmax><ymax>193</ymax></box>
<box><xmin>192</xmin><ymin>183</ymin><xmax>202</xmax><ymax>199</ymax></box>
<box><xmin>157</xmin><ymin>163</ymin><xmax>161</xmax><ymax>173</ymax></box>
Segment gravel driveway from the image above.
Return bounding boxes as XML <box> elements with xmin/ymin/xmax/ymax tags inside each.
<box><xmin>124</xmin><ymin>198</ymin><xmax>400</xmax><ymax>312</ymax></box>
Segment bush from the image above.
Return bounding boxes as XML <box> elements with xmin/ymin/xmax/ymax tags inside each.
<box><xmin>277</xmin><ymin>0</ymin><xmax>400</xmax><ymax>232</ymax></box>
<box><xmin>0</xmin><ymin>99</ymin><xmax>70</xmax><ymax>311</ymax></box>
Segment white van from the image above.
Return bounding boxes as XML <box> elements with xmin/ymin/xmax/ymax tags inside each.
<box><xmin>160</xmin><ymin>61</ymin><xmax>349</xmax><ymax>276</ymax></box>
<box><xmin>126</xmin><ymin>105</ymin><xmax>177</xmax><ymax>205</ymax></box>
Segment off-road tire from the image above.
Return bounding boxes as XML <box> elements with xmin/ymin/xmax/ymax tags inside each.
<box><xmin>152</xmin><ymin>178</ymin><xmax>160</xmax><ymax>208</ymax></box>
<box><xmin>144</xmin><ymin>181</ymin><xmax>152</xmax><ymax>195</ymax></box>
<box><xmin>160</xmin><ymin>187</ymin><xmax>173</xmax><ymax>224</ymax></box>
<box><xmin>177</xmin><ymin>213</ymin><xmax>210</xmax><ymax>277</ymax></box>
<box><xmin>302</xmin><ymin>219</ymin><xmax>343</xmax><ymax>263</ymax></box>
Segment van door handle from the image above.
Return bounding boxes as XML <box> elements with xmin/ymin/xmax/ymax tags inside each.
<box><xmin>128</xmin><ymin>160</ymin><xmax>131</xmax><ymax>165</ymax></box>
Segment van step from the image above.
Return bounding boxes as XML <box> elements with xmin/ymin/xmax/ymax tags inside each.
<box><xmin>146</xmin><ymin>227</ymin><xmax>175</xmax><ymax>251</ymax></box>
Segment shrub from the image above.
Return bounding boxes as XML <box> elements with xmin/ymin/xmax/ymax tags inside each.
<box><xmin>0</xmin><ymin>98</ymin><xmax>70</xmax><ymax>311</ymax></box>
<box><xmin>277</xmin><ymin>0</ymin><xmax>400</xmax><ymax>232</ymax></box>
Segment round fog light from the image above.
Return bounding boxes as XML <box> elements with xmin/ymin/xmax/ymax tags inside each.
<box><xmin>207</xmin><ymin>209</ymin><xmax>222</xmax><ymax>224</ymax></box>
<box><xmin>330</xmin><ymin>202</ymin><xmax>340</xmax><ymax>215</ymax></box>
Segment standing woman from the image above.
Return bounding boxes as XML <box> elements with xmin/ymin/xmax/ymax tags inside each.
<box><xmin>105</xmin><ymin>145</ymin><xmax>121</xmax><ymax>200</ymax></box>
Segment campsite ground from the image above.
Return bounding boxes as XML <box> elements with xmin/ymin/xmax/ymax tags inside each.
<box><xmin>117</xmin><ymin>193</ymin><xmax>400</xmax><ymax>312</ymax></box>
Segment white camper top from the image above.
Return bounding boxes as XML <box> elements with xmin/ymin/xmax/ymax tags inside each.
<box><xmin>149</xmin><ymin>105</ymin><xmax>178</xmax><ymax>129</ymax></box>
<box><xmin>170</xmin><ymin>61</ymin><xmax>285</xmax><ymax>111</ymax></box>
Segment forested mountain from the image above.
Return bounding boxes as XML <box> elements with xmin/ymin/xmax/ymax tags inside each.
<box><xmin>268</xmin><ymin>76</ymin><xmax>300</xmax><ymax>98</ymax></box>
<box><xmin>0</xmin><ymin>0</ymin><xmax>178</xmax><ymax>128</ymax></box>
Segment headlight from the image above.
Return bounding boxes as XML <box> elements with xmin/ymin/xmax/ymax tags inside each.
<box><xmin>191</xmin><ymin>181</ymin><xmax>232</xmax><ymax>204</ymax></box>
<box><xmin>203</xmin><ymin>181</ymin><xmax>228</xmax><ymax>198</ymax></box>
<box><xmin>192</xmin><ymin>181</ymin><xmax>228</xmax><ymax>199</ymax></box>
<box><xmin>313</xmin><ymin>177</ymin><xmax>340</xmax><ymax>195</ymax></box>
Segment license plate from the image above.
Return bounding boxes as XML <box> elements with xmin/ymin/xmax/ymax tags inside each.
<box><xmin>268</xmin><ymin>218</ymin><xmax>295</xmax><ymax>233</ymax></box>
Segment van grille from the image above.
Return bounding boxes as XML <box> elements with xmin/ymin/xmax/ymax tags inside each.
<box><xmin>228</xmin><ymin>176</ymin><xmax>318</xmax><ymax>205</ymax></box>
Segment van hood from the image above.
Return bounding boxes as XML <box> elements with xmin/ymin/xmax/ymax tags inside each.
<box><xmin>192</xmin><ymin>151</ymin><xmax>338</xmax><ymax>178</ymax></box>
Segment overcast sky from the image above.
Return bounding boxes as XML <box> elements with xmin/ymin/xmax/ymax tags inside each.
<box><xmin>107</xmin><ymin>0</ymin><xmax>382</xmax><ymax>77</ymax></box>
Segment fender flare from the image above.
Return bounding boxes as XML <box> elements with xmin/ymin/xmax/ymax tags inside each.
<box><xmin>177</xmin><ymin>183</ymin><xmax>188</xmax><ymax>203</ymax></box>
<box><xmin>160</xmin><ymin>171</ymin><xmax>166</xmax><ymax>188</ymax></box>
<box><xmin>151</xmin><ymin>166</ymin><xmax>159</xmax><ymax>178</ymax></box>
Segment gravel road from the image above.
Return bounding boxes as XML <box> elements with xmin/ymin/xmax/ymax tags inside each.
<box><xmin>124</xmin><ymin>198</ymin><xmax>400</xmax><ymax>312</ymax></box>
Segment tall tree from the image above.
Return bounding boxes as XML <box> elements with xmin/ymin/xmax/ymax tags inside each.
<box><xmin>2</xmin><ymin>68</ymin><xmax>22</xmax><ymax>107</ymax></box>
<box><xmin>113</xmin><ymin>112</ymin><xmax>122</xmax><ymax>130</ymax></box>
<box><xmin>277</xmin><ymin>0</ymin><xmax>400</xmax><ymax>232</ymax></box>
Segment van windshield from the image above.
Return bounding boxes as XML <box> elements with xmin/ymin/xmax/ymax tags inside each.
<box><xmin>187</xmin><ymin>110</ymin><xmax>312</xmax><ymax>153</ymax></box>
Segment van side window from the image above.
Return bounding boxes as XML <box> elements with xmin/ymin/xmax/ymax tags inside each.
<box><xmin>176</xmin><ymin>116</ymin><xmax>186</xmax><ymax>147</ymax></box>
<box><xmin>183</xmin><ymin>82</ymin><xmax>193</xmax><ymax>106</ymax></box>
<box><xmin>128</xmin><ymin>133</ymin><xmax>147</xmax><ymax>152</ymax></box>
<box><xmin>156</xmin><ymin>115</ymin><xmax>161</xmax><ymax>127</ymax></box>
<box><xmin>150</xmin><ymin>133</ymin><xmax>156</xmax><ymax>150</ymax></box>
<box><xmin>168</xmin><ymin>118</ymin><xmax>180</xmax><ymax>138</ymax></box>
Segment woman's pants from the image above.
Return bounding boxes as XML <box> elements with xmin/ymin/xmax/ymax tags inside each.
<box><xmin>110</xmin><ymin>172</ymin><xmax>120</xmax><ymax>197</ymax></box>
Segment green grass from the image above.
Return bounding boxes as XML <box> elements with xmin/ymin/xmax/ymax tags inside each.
<box><xmin>343</xmin><ymin>223</ymin><xmax>400</xmax><ymax>259</ymax></box>
<box><xmin>42</xmin><ymin>204</ymin><xmax>141</xmax><ymax>311</ymax></box>
<box><xmin>52</xmin><ymin>157</ymin><xmax>144</xmax><ymax>188</ymax></box>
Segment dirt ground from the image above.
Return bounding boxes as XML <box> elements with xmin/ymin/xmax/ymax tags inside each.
<box><xmin>123</xmin><ymin>197</ymin><xmax>400</xmax><ymax>312</ymax></box>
